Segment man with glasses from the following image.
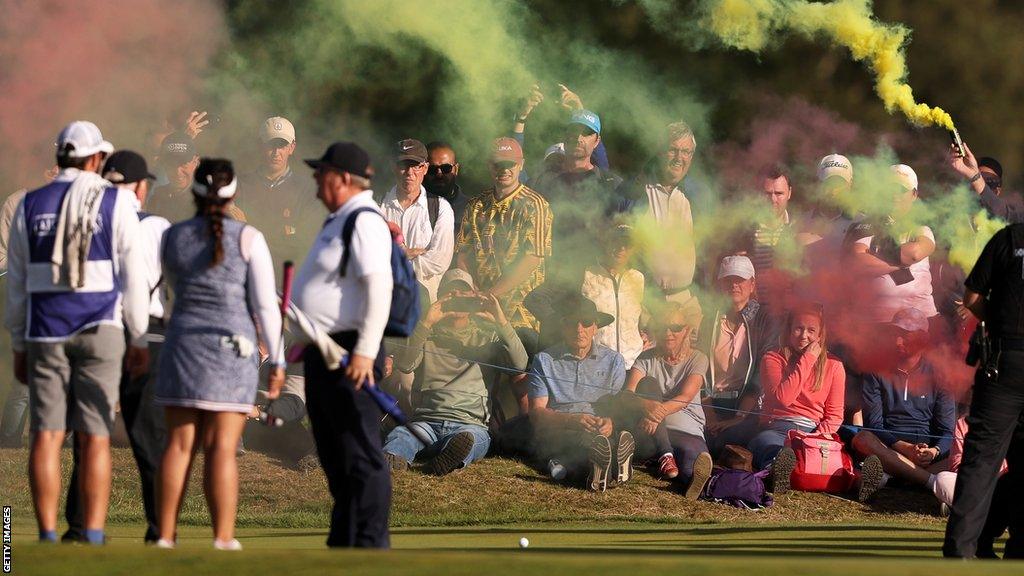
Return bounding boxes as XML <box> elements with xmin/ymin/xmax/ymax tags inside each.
<box><xmin>424</xmin><ymin>141</ymin><xmax>466</xmax><ymax>229</ymax></box>
<box><xmin>380</xmin><ymin>138</ymin><xmax>453</xmax><ymax>303</ymax></box>
<box><xmin>948</xmin><ymin>142</ymin><xmax>1024</xmax><ymax>223</ymax></box>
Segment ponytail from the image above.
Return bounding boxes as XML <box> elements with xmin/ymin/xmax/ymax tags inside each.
<box><xmin>190</xmin><ymin>157</ymin><xmax>236</xmax><ymax>268</ymax></box>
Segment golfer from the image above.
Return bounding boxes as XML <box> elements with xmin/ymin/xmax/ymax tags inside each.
<box><xmin>293</xmin><ymin>141</ymin><xmax>394</xmax><ymax>548</ymax></box>
<box><xmin>153</xmin><ymin>158</ymin><xmax>285</xmax><ymax>551</ymax></box>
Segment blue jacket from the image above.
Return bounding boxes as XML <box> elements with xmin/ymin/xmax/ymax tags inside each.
<box><xmin>862</xmin><ymin>359</ymin><xmax>955</xmax><ymax>454</ymax></box>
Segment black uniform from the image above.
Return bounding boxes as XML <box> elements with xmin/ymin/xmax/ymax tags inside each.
<box><xmin>944</xmin><ymin>224</ymin><xmax>1024</xmax><ymax>558</ymax></box>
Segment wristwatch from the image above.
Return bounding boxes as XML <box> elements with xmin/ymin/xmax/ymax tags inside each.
<box><xmin>968</xmin><ymin>172</ymin><xmax>983</xmax><ymax>183</ymax></box>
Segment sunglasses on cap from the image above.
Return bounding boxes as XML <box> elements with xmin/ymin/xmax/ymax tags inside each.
<box><xmin>427</xmin><ymin>163</ymin><xmax>456</xmax><ymax>175</ymax></box>
<box><xmin>491</xmin><ymin>161</ymin><xmax>517</xmax><ymax>171</ymax></box>
<box><xmin>562</xmin><ymin>316</ymin><xmax>596</xmax><ymax>328</ymax></box>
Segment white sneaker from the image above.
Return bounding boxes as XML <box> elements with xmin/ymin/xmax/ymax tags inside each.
<box><xmin>155</xmin><ymin>539</ymin><xmax>175</xmax><ymax>549</ymax></box>
<box><xmin>213</xmin><ymin>538</ymin><xmax>242</xmax><ymax>551</ymax></box>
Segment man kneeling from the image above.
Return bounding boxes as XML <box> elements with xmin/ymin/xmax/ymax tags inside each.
<box><xmin>384</xmin><ymin>270</ymin><xmax>528</xmax><ymax>475</ymax></box>
<box><xmin>525</xmin><ymin>294</ymin><xmax>632</xmax><ymax>491</ymax></box>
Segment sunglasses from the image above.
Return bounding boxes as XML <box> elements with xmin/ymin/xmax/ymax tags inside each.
<box><xmin>661</xmin><ymin>324</ymin><xmax>688</xmax><ymax>333</ymax></box>
<box><xmin>983</xmin><ymin>177</ymin><xmax>1001</xmax><ymax>189</ymax></box>
<box><xmin>491</xmin><ymin>161</ymin><xmax>517</xmax><ymax>171</ymax></box>
<box><xmin>396</xmin><ymin>160</ymin><xmax>425</xmax><ymax>171</ymax></box>
<box><xmin>427</xmin><ymin>163</ymin><xmax>456</xmax><ymax>175</ymax></box>
<box><xmin>563</xmin><ymin>317</ymin><xmax>596</xmax><ymax>328</ymax></box>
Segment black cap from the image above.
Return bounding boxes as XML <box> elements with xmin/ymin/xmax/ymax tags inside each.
<box><xmin>392</xmin><ymin>138</ymin><xmax>427</xmax><ymax>163</ymax></box>
<box><xmin>978</xmin><ymin>156</ymin><xmax>1003</xmax><ymax>180</ymax></box>
<box><xmin>159</xmin><ymin>132</ymin><xmax>197</xmax><ymax>164</ymax></box>
<box><xmin>305</xmin><ymin>141</ymin><xmax>373</xmax><ymax>179</ymax></box>
<box><xmin>102</xmin><ymin>150</ymin><xmax>156</xmax><ymax>184</ymax></box>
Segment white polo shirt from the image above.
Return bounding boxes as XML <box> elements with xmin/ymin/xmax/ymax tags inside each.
<box><xmin>379</xmin><ymin>185</ymin><xmax>453</xmax><ymax>301</ymax></box>
<box><xmin>293</xmin><ymin>190</ymin><xmax>393</xmax><ymax>358</ymax></box>
<box><xmin>644</xmin><ymin>182</ymin><xmax>696</xmax><ymax>291</ymax></box>
<box><xmin>854</xmin><ymin>226</ymin><xmax>938</xmax><ymax>323</ymax></box>
<box><xmin>132</xmin><ymin>195</ymin><xmax>171</xmax><ymax>320</ymax></box>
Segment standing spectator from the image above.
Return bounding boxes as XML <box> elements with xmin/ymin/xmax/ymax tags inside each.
<box><xmin>238</xmin><ymin>116</ymin><xmax>319</xmax><ymax>266</ymax></box>
<box><xmin>618</xmin><ymin>121</ymin><xmax>701</xmax><ymax>327</ymax></box>
<box><xmin>520</xmin><ymin>294</ymin><xmax>632</xmax><ymax>492</ymax></box>
<box><xmin>424</xmin><ymin>141</ymin><xmax>467</xmax><ymax>229</ymax></box>
<box><xmin>948</xmin><ymin>141</ymin><xmax>1024</xmax><ymax>223</ymax></box>
<box><xmin>5</xmin><ymin>121</ymin><xmax>149</xmax><ymax>544</ymax></box>
<box><xmin>622</xmin><ymin>302</ymin><xmax>711</xmax><ymax>497</ymax></box>
<box><xmin>154</xmin><ymin>159</ymin><xmax>284</xmax><ymax>551</ymax></box>
<box><xmin>801</xmin><ymin>153</ymin><xmax>857</xmax><ymax>264</ymax></box>
<box><xmin>385</xmin><ymin>269</ymin><xmax>528</xmax><ymax>475</ymax></box>
<box><xmin>380</xmin><ymin>139</ymin><xmax>453</xmax><ymax>303</ymax></box>
<box><xmin>293</xmin><ymin>142</ymin><xmax>394</xmax><ymax>548</ymax></box>
<box><xmin>698</xmin><ymin>256</ymin><xmax>781</xmax><ymax>455</ymax></box>
<box><xmin>147</xmin><ymin>132</ymin><xmax>201</xmax><ymax>223</ymax></box>
<box><xmin>0</xmin><ymin>188</ymin><xmax>29</xmax><ymax>447</ymax></box>
<box><xmin>846</xmin><ymin>308</ymin><xmax>956</xmax><ymax>491</ymax></box>
<box><xmin>741</xmin><ymin>165</ymin><xmax>801</xmax><ymax>311</ymax></box>
<box><xmin>581</xmin><ymin>224</ymin><xmax>645</xmax><ymax>369</ymax></box>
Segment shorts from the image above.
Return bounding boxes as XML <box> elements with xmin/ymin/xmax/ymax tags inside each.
<box><xmin>27</xmin><ymin>324</ymin><xmax>126</xmax><ymax>436</ymax></box>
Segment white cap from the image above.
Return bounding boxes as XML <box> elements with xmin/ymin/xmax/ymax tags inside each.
<box><xmin>817</xmin><ymin>154</ymin><xmax>853</xmax><ymax>184</ymax></box>
<box><xmin>891</xmin><ymin>164</ymin><xmax>918</xmax><ymax>191</ymax></box>
<box><xmin>892</xmin><ymin>307</ymin><xmax>928</xmax><ymax>332</ymax></box>
<box><xmin>56</xmin><ymin>121</ymin><xmax>114</xmax><ymax>159</ymax></box>
<box><xmin>718</xmin><ymin>255</ymin><xmax>756</xmax><ymax>280</ymax></box>
<box><xmin>261</xmin><ymin>116</ymin><xmax>295</xmax><ymax>144</ymax></box>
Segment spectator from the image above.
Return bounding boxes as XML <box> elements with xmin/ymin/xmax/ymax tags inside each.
<box><xmin>380</xmin><ymin>138</ymin><xmax>454</xmax><ymax>302</ymax></box>
<box><xmin>698</xmin><ymin>256</ymin><xmax>780</xmax><ymax>456</ymax></box>
<box><xmin>618</xmin><ymin>120</ymin><xmax>701</xmax><ymax>326</ymax></box>
<box><xmin>520</xmin><ymin>294</ymin><xmax>632</xmax><ymax>491</ymax></box>
<box><xmin>801</xmin><ymin>153</ymin><xmax>858</xmax><ymax>262</ymax></box>
<box><xmin>581</xmin><ymin>224</ymin><xmax>645</xmax><ymax>369</ymax></box>
<box><xmin>147</xmin><ymin>132</ymin><xmax>201</xmax><ymax>223</ymax></box>
<box><xmin>750</xmin><ymin>304</ymin><xmax>844</xmax><ymax>472</ymax></box>
<box><xmin>948</xmin><ymin>141</ymin><xmax>1024</xmax><ymax>223</ymax></box>
<box><xmin>846</xmin><ymin>308</ymin><xmax>956</xmax><ymax>491</ymax></box>
<box><xmin>424</xmin><ymin>141</ymin><xmax>467</xmax><ymax>228</ymax></box>
<box><xmin>384</xmin><ymin>269</ymin><xmax>528</xmax><ymax>475</ymax></box>
<box><xmin>0</xmin><ymin>188</ymin><xmax>29</xmax><ymax>447</ymax></box>
<box><xmin>741</xmin><ymin>165</ymin><xmax>802</xmax><ymax>311</ymax></box>
<box><xmin>622</xmin><ymin>302</ymin><xmax>712</xmax><ymax>498</ymax></box>
<box><xmin>238</xmin><ymin>116</ymin><xmax>319</xmax><ymax>266</ymax></box>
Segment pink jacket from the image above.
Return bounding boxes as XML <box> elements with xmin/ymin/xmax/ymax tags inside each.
<box><xmin>760</xmin><ymin>350</ymin><xmax>845</xmax><ymax>435</ymax></box>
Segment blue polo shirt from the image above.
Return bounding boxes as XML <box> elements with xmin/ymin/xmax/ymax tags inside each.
<box><xmin>862</xmin><ymin>359</ymin><xmax>955</xmax><ymax>454</ymax></box>
<box><xmin>527</xmin><ymin>342</ymin><xmax>626</xmax><ymax>414</ymax></box>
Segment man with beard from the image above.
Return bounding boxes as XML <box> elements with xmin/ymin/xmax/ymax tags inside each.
<box><xmin>424</xmin><ymin>141</ymin><xmax>466</xmax><ymax>229</ymax></box>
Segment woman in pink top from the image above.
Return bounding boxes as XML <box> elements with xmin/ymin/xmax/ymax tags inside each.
<box><xmin>748</xmin><ymin>305</ymin><xmax>845</xmax><ymax>470</ymax></box>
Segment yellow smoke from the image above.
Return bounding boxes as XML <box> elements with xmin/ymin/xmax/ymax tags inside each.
<box><xmin>698</xmin><ymin>0</ymin><xmax>954</xmax><ymax>129</ymax></box>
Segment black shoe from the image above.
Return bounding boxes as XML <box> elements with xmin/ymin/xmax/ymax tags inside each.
<box><xmin>770</xmin><ymin>447</ymin><xmax>796</xmax><ymax>494</ymax></box>
<box><xmin>425</xmin><ymin>432</ymin><xmax>475</xmax><ymax>476</ymax></box>
<box><xmin>61</xmin><ymin>529</ymin><xmax>86</xmax><ymax>544</ymax></box>
<box><xmin>586</xmin><ymin>434</ymin><xmax>612</xmax><ymax>492</ymax></box>
<box><xmin>684</xmin><ymin>452</ymin><xmax>713</xmax><ymax>500</ymax></box>
<box><xmin>858</xmin><ymin>455</ymin><xmax>883</xmax><ymax>502</ymax></box>
<box><xmin>385</xmin><ymin>452</ymin><xmax>409</xmax><ymax>474</ymax></box>
<box><xmin>614</xmin><ymin>431</ymin><xmax>635</xmax><ymax>485</ymax></box>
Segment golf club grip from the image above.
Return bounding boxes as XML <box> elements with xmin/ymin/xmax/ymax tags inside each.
<box><xmin>280</xmin><ymin>261</ymin><xmax>295</xmax><ymax>316</ymax></box>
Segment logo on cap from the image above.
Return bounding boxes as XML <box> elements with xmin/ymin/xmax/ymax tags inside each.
<box><xmin>274</xmin><ymin>122</ymin><xmax>283</xmax><ymax>130</ymax></box>
<box><xmin>167</xmin><ymin>143</ymin><xmax>190</xmax><ymax>154</ymax></box>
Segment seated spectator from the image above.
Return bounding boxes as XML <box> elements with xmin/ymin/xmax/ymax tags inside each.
<box><xmin>749</xmin><ymin>304</ymin><xmax>844</xmax><ymax>472</ymax></box>
<box><xmin>384</xmin><ymin>270</ymin><xmax>528</xmax><ymax>475</ymax></box>
<box><xmin>516</xmin><ymin>294</ymin><xmax>632</xmax><ymax>491</ymax></box>
<box><xmin>698</xmin><ymin>256</ymin><xmax>780</xmax><ymax>455</ymax></box>
<box><xmin>846</xmin><ymin>308</ymin><xmax>956</xmax><ymax>490</ymax></box>
<box><xmin>622</xmin><ymin>303</ymin><xmax>711</xmax><ymax>498</ymax></box>
<box><xmin>581</xmin><ymin>224</ymin><xmax>645</xmax><ymax>369</ymax></box>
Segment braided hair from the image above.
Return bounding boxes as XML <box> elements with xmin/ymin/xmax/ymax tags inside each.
<box><xmin>191</xmin><ymin>158</ymin><xmax>235</xmax><ymax>268</ymax></box>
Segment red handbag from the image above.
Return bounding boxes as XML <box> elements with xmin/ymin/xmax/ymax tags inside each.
<box><xmin>785</xmin><ymin>429</ymin><xmax>857</xmax><ymax>493</ymax></box>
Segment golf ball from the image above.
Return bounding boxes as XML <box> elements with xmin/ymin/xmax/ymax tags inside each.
<box><xmin>519</xmin><ymin>537</ymin><xmax>529</xmax><ymax>548</ymax></box>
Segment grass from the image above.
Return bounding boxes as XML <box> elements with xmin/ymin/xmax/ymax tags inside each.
<box><xmin>2</xmin><ymin>447</ymin><xmax>1010</xmax><ymax>575</ymax></box>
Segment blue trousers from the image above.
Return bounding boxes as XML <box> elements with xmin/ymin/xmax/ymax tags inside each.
<box><xmin>749</xmin><ymin>420</ymin><xmax>815</xmax><ymax>470</ymax></box>
<box><xmin>384</xmin><ymin>420</ymin><xmax>490</xmax><ymax>468</ymax></box>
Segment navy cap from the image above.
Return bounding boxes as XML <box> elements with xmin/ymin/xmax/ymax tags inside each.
<box><xmin>305</xmin><ymin>141</ymin><xmax>373</xmax><ymax>179</ymax></box>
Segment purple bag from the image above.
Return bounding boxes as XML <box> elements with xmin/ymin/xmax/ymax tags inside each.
<box><xmin>700</xmin><ymin>468</ymin><xmax>774</xmax><ymax>509</ymax></box>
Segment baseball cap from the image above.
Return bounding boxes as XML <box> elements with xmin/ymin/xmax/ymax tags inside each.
<box><xmin>159</xmin><ymin>132</ymin><xmax>197</xmax><ymax>164</ymax></box>
<box><xmin>891</xmin><ymin>307</ymin><xmax>929</xmax><ymax>333</ymax></box>
<box><xmin>568</xmin><ymin>109</ymin><xmax>601</xmax><ymax>135</ymax></box>
<box><xmin>978</xmin><ymin>156</ymin><xmax>1003</xmax><ymax>180</ymax></box>
<box><xmin>817</xmin><ymin>154</ymin><xmax>853</xmax><ymax>184</ymax></box>
<box><xmin>261</xmin><ymin>116</ymin><xmax>295</xmax><ymax>144</ymax></box>
<box><xmin>717</xmin><ymin>255</ymin><xmax>756</xmax><ymax>280</ymax></box>
<box><xmin>393</xmin><ymin>139</ymin><xmax>428</xmax><ymax>164</ymax></box>
<box><xmin>304</xmin><ymin>141</ymin><xmax>373</xmax><ymax>179</ymax></box>
<box><xmin>56</xmin><ymin>121</ymin><xmax>114</xmax><ymax>159</ymax></box>
<box><xmin>891</xmin><ymin>164</ymin><xmax>918</xmax><ymax>191</ymax></box>
<box><xmin>490</xmin><ymin>137</ymin><xmax>523</xmax><ymax>162</ymax></box>
<box><xmin>543</xmin><ymin>143</ymin><xmax>566</xmax><ymax>161</ymax></box>
<box><xmin>439</xmin><ymin>268</ymin><xmax>475</xmax><ymax>294</ymax></box>
<box><xmin>102</xmin><ymin>151</ymin><xmax>155</xmax><ymax>184</ymax></box>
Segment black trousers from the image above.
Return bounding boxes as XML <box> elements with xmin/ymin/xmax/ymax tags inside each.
<box><xmin>304</xmin><ymin>331</ymin><xmax>390</xmax><ymax>548</ymax></box>
<box><xmin>944</xmin><ymin>349</ymin><xmax>1024</xmax><ymax>558</ymax></box>
<box><xmin>66</xmin><ymin>324</ymin><xmax>166</xmax><ymax>542</ymax></box>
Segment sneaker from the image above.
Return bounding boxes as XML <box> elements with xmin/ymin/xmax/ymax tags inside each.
<box><xmin>770</xmin><ymin>447</ymin><xmax>796</xmax><ymax>495</ymax></box>
<box><xmin>858</xmin><ymin>455</ymin><xmax>883</xmax><ymax>502</ymax></box>
<box><xmin>425</xmin><ymin>431</ymin><xmax>475</xmax><ymax>476</ymax></box>
<box><xmin>586</xmin><ymin>434</ymin><xmax>612</xmax><ymax>492</ymax></box>
<box><xmin>684</xmin><ymin>452</ymin><xmax>713</xmax><ymax>500</ymax></box>
<box><xmin>657</xmin><ymin>454</ymin><xmax>679</xmax><ymax>480</ymax></box>
<box><xmin>213</xmin><ymin>538</ymin><xmax>242</xmax><ymax>551</ymax></box>
<box><xmin>548</xmin><ymin>459</ymin><xmax>567</xmax><ymax>481</ymax></box>
<box><xmin>614</xmin><ymin>431</ymin><xmax>635</xmax><ymax>485</ymax></box>
<box><xmin>60</xmin><ymin>529</ymin><xmax>86</xmax><ymax>544</ymax></box>
<box><xmin>938</xmin><ymin>501</ymin><xmax>951</xmax><ymax>518</ymax></box>
<box><xmin>385</xmin><ymin>452</ymin><xmax>409</xmax><ymax>474</ymax></box>
<box><xmin>155</xmin><ymin>539</ymin><xmax>176</xmax><ymax>549</ymax></box>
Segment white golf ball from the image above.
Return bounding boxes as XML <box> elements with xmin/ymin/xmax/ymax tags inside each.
<box><xmin>519</xmin><ymin>537</ymin><xmax>529</xmax><ymax>548</ymax></box>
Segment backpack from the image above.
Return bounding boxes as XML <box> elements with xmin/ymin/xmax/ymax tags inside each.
<box><xmin>786</xmin><ymin>429</ymin><xmax>857</xmax><ymax>493</ymax></box>
<box><xmin>701</xmin><ymin>468</ymin><xmax>773</xmax><ymax>509</ymax></box>
<box><xmin>340</xmin><ymin>207</ymin><xmax>421</xmax><ymax>338</ymax></box>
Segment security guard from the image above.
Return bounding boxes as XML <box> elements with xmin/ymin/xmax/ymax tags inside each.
<box><xmin>944</xmin><ymin>223</ymin><xmax>1024</xmax><ymax>558</ymax></box>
